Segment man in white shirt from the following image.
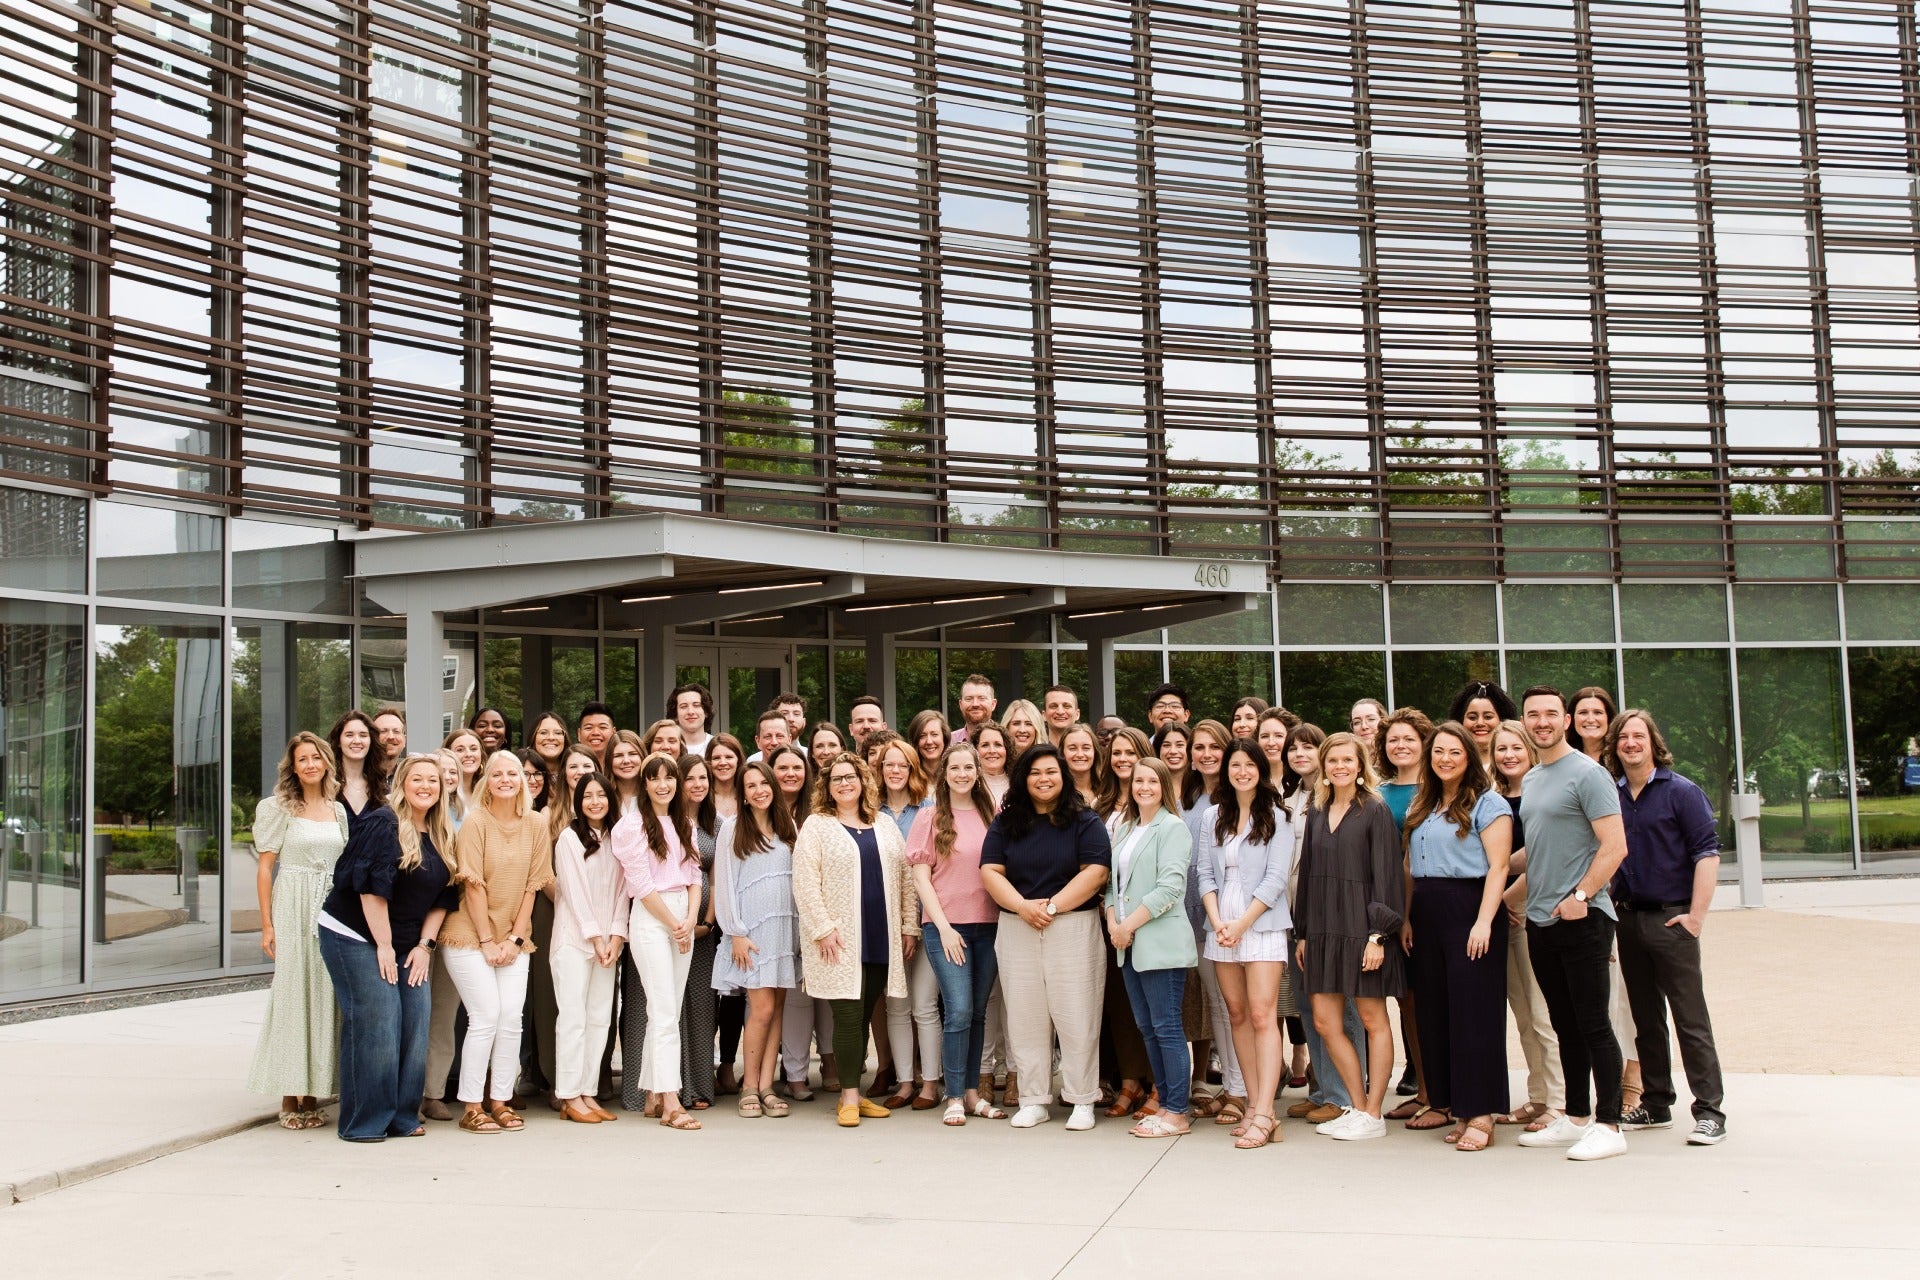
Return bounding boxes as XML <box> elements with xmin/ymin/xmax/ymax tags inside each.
<box><xmin>671</xmin><ymin>682</ymin><xmax>713</xmax><ymax>756</ymax></box>
<box><xmin>747</xmin><ymin>708</ymin><xmax>791</xmax><ymax>763</ymax></box>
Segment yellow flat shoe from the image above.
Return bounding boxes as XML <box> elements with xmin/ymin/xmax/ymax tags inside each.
<box><xmin>856</xmin><ymin>1097</ymin><xmax>891</xmax><ymax>1119</ymax></box>
<box><xmin>837</xmin><ymin>1103</ymin><xmax>861</xmax><ymax>1127</ymax></box>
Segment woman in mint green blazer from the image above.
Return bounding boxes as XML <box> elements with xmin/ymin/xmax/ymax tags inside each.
<box><xmin>1106</xmin><ymin>757</ymin><xmax>1198</xmax><ymax>1137</ymax></box>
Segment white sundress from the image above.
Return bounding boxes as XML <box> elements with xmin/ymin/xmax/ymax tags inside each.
<box><xmin>1203</xmin><ymin>831</ymin><xmax>1290</xmax><ymax>964</ymax></box>
<box><xmin>245</xmin><ymin>796</ymin><xmax>348</xmax><ymax>1096</ymax></box>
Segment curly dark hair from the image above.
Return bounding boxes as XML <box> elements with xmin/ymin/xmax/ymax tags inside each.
<box><xmin>995</xmin><ymin>743</ymin><xmax>1085</xmax><ymax>840</ymax></box>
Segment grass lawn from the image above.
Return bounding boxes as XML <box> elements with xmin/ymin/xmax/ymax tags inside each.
<box><xmin>1760</xmin><ymin>792</ymin><xmax>1920</xmax><ymax>856</ymax></box>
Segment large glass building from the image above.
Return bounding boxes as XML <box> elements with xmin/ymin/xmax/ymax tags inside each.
<box><xmin>3</xmin><ymin>0</ymin><xmax>1918</xmax><ymax>1004</ymax></box>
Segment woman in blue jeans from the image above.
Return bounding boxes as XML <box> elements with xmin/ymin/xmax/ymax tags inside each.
<box><xmin>1106</xmin><ymin>757</ymin><xmax>1198</xmax><ymax>1138</ymax></box>
<box><xmin>906</xmin><ymin>742</ymin><xmax>1006</xmax><ymax>1125</ymax></box>
<box><xmin>317</xmin><ymin>755</ymin><xmax>461</xmax><ymax>1141</ymax></box>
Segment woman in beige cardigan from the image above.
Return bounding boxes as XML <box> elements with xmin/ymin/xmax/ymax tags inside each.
<box><xmin>792</xmin><ymin>752</ymin><xmax>921</xmax><ymax>1128</ymax></box>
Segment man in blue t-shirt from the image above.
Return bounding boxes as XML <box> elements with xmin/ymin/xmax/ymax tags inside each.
<box><xmin>1512</xmin><ymin>686</ymin><xmax>1631</xmax><ymax>1162</ymax></box>
<box><xmin>1608</xmin><ymin>708</ymin><xmax>1727</xmax><ymax>1147</ymax></box>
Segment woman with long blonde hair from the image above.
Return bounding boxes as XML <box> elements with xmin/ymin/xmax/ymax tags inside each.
<box><xmin>1292</xmin><ymin>732</ymin><xmax>1404</xmax><ymax>1141</ymax></box>
<box><xmin>248</xmin><ymin>731</ymin><xmax>350</xmax><ymax>1130</ymax></box>
<box><xmin>318</xmin><ymin>753</ymin><xmax>459</xmax><ymax>1140</ymax></box>
<box><xmin>440</xmin><ymin>750</ymin><xmax>554</xmax><ymax>1133</ymax></box>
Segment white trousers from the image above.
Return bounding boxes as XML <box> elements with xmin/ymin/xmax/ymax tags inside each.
<box><xmin>885</xmin><ymin>945</ymin><xmax>942</xmax><ymax>1085</ymax></box>
<box><xmin>780</xmin><ymin>993</ymin><xmax>837</xmax><ymax>1083</ymax></box>
<box><xmin>629</xmin><ymin>890</ymin><xmax>693</xmax><ymax>1093</ymax></box>
<box><xmin>550</xmin><ymin>945</ymin><xmax>619</xmax><ymax>1099</ymax></box>
<box><xmin>442</xmin><ymin>947</ymin><xmax>530</xmax><ymax>1104</ymax></box>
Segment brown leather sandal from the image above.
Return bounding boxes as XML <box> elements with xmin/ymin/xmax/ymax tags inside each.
<box><xmin>1105</xmin><ymin>1083</ymin><xmax>1146</xmax><ymax>1118</ymax></box>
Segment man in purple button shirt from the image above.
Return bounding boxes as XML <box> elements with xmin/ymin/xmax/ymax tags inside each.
<box><xmin>1607</xmin><ymin>708</ymin><xmax>1727</xmax><ymax>1146</ymax></box>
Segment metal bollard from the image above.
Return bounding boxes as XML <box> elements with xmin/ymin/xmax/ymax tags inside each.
<box><xmin>1732</xmin><ymin>793</ymin><xmax>1765</xmax><ymax>908</ymax></box>
<box><xmin>25</xmin><ymin>830</ymin><xmax>44</xmax><ymax>928</ymax></box>
<box><xmin>92</xmin><ymin>833</ymin><xmax>112</xmax><ymax>944</ymax></box>
<box><xmin>177</xmin><ymin>826</ymin><xmax>206</xmax><ymax>924</ymax></box>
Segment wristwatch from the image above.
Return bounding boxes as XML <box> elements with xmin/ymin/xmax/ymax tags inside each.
<box><xmin>1366</xmin><ymin>932</ymin><xmax>1382</xmax><ymax>945</ymax></box>
<box><xmin>420</xmin><ymin>938</ymin><xmax>438</xmax><ymax>952</ymax></box>
<box><xmin>1573</xmin><ymin>889</ymin><xmax>1590</xmax><ymax>904</ymax></box>
<box><xmin>509</xmin><ymin>934</ymin><xmax>526</xmax><ymax>948</ymax></box>
<box><xmin>1044</xmin><ymin>901</ymin><xmax>1059</xmax><ymax>917</ymax></box>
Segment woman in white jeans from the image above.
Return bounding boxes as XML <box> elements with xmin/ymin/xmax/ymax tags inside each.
<box><xmin>550</xmin><ymin>771</ymin><xmax>629</xmax><ymax>1124</ymax></box>
<box><xmin>612</xmin><ymin>752</ymin><xmax>704</xmax><ymax>1131</ymax></box>
<box><xmin>442</xmin><ymin>751</ymin><xmax>554</xmax><ymax>1133</ymax></box>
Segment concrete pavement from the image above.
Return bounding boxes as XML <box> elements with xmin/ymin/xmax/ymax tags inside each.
<box><xmin>2</xmin><ymin>877</ymin><xmax>1918</xmax><ymax>1276</ymax></box>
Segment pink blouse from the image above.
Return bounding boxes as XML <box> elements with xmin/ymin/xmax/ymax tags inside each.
<box><xmin>904</xmin><ymin>805</ymin><xmax>997</xmax><ymax>926</ymax></box>
<box><xmin>610</xmin><ymin>810</ymin><xmax>701</xmax><ymax>899</ymax></box>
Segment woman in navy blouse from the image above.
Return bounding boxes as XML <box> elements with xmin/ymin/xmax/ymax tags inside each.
<box><xmin>318</xmin><ymin>755</ymin><xmax>461</xmax><ymax>1142</ymax></box>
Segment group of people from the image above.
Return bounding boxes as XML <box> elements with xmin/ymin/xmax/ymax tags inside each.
<box><xmin>247</xmin><ymin>670</ymin><xmax>1728</xmax><ymax>1159</ymax></box>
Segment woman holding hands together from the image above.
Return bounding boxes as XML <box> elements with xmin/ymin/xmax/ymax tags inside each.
<box><xmin>612</xmin><ymin>753</ymin><xmax>704</xmax><ymax>1130</ymax></box>
<box><xmin>791</xmin><ymin>753</ymin><xmax>921</xmax><ymax>1128</ymax></box>
<box><xmin>1196</xmin><ymin>741</ymin><xmax>1295</xmax><ymax>1150</ymax></box>
<box><xmin>1105</xmin><ymin>757</ymin><xmax>1198</xmax><ymax>1138</ymax></box>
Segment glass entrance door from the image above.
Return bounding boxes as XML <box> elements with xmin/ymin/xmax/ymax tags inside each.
<box><xmin>676</xmin><ymin>644</ymin><xmax>793</xmax><ymax>744</ymax></box>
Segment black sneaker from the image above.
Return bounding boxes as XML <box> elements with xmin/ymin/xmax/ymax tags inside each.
<box><xmin>1688</xmin><ymin>1117</ymin><xmax>1727</xmax><ymax>1145</ymax></box>
<box><xmin>1619</xmin><ymin>1105</ymin><xmax>1673</xmax><ymax>1131</ymax></box>
<box><xmin>1395</xmin><ymin>1071</ymin><xmax>1419</xmax><ymax>1098</ymax></box>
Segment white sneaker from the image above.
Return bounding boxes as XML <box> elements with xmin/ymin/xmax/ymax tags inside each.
<box><xmin>1066</xmin><ymin>1104</ymin><xmax>1096</xmax><ymax>1131</ymax></box>
<box><xmin>1566</xmin><ymin>1123</ymin><xmax>1627</xmax><ymax>1161</ymax></box>
<box><xmin>1331</xmin><ymin>1111</ymin><xmax>1386</xmax><ymax>1141</ymax></box>
<box><xmin>1517</xmin><ymin>1113</ymin><xmax>1589</xmax><ymax>1148</ymax></box>
<box><xmin>1315</xmin><ymin>1106</ymin><xmax>1356</xmax><ymax>1136</ymax></box>
<box><xmin>1009</xmin><ymin>1104</ymin><xmax>1051</xmax><ymax>1129</ymax></box>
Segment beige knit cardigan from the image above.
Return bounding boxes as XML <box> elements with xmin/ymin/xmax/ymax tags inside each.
<box><xmin>791</xmin><ymin>812</ymin><xmax>920</xmax><ymax>1001</ymax></box>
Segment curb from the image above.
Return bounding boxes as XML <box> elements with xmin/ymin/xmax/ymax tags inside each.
<box><xmin>2</xmin><ymin>1110</ymin><xmax>279</xmax><ymax>1208</ymax></box>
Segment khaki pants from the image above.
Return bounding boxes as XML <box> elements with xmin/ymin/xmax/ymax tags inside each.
<box><xmin>1505</xmin><ymin>919</ymin><xmax>1565</xmax><ymax>1110</ymax></box>
<box><xmin>994</xmin><ymin>908</ymin><xmax>1104</xmax><ymax>1107</ymax></box>
<box><xmin>424</xmin><ymin>954</ymin><xmax>461</xmax><ymax>1101</ymax></box>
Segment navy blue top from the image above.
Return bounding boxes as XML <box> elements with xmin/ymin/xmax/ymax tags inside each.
<box><xmin>1610</xmin><ymin>767</ymin><xmax>1719</xmax><ymax>906</ymax></box>
<box><xmin>322</xmin><ymin>808</ymin><xmax>460</xmax><ymax>954</ymax></box>
<box><xmin>980</xmin><ymin>806</ymin><xmax>1113</xmax><ymax>908</ymax></box>
<box><xmin>847</xmin><ymin>824</ymin><xmax>887</xmax><ymax>965</ymax></box>
<box><xmin>1503</xmin><ymin>793</ymin><xmax>1526</xmax><ymax>884</ymax></box>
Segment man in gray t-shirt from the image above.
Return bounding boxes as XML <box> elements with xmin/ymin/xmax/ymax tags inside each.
<box><xmin>1521</xmin><ymin>751</ymin><xmax>1622</xmax><ymax>926</ymax></box>
<box><xmin>1512</xmin><ymin>687</ymin><xmax>1631</xmax><ymax>1161</ymax></box>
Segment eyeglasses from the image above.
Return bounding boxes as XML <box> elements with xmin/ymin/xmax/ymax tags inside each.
<box><xmin>830</xmin><ymin>773</ymin><xmax>861</xmax><ymax>785</ymax></box>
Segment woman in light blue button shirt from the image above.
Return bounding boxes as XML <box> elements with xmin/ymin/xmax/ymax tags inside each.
<box><xmin>1195</xmin><ymin>740</ymin><xmax>1295</xmax><ymax>1150</ymax></box>
<box><xmin>1404</xmin><ymin>722</ymin><xmax>1513</xmax><ymax>1152</ymax></box>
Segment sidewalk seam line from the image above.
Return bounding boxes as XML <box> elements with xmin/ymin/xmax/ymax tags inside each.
<box><xmin>3</xmin><ymin>1111</ymin><xmax>279</xmax><ymax>1209</ymax></box>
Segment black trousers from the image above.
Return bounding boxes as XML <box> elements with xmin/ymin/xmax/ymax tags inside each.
<box><xmin>1410</xmin><ymin>877</ymin><xmax>1509</xmax><ymax>1119</ymax></box>
<box><xmin>1616</xmin><ymin>905</ymin><xmax>1725</xmax><ymax>1123</ymax></box>
<box><xmin>717</xmin><ymin>993</ymin><xmax>747</xmax><ymax>1075</ymax></box>
<box><xmin>1527</xmin><ymin>913</ymin><xmax>1623</xmax><ymax>1125</ymax></box>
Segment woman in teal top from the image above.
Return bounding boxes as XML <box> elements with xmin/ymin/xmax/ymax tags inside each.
<box><xmin>1105</xmin><ymin>756</ymin><xmax>1198</xmax><ymax>1138</ymax></box>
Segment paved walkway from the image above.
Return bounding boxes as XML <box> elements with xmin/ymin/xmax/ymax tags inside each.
<box><xmin>2</xmin><ymin>879</ymin><xmax>1917</xmax><ymax>1276</ymax></box>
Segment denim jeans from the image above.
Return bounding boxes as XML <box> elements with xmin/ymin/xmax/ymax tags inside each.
<box><xmin>319</xmin><ymin>928</ymin><xmax>431</xmax><ymax>1141</ymax></box>
<box><xmin>921</xmin><ymin>920</ymin><xmax>1000</xmax><ymax>1098</ymax></box>
<box><xmin>1119</xmin><ymin>955</ymin><xmax>1191</xmax><ymax>1115</ymax></box>
<box><xmin>1292</xmin><ymin>964</ymin><xmax>1366</xmax><ymax>1108</ymax></box>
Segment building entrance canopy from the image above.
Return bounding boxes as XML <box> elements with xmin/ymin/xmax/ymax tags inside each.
<box><xmin>352</xmin><ymin>513</ymin><xmax>1266</xmax><ymax>731</ymax></box>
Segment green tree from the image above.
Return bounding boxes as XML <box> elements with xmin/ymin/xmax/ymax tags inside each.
<box><xmin>92</xmin><ymin>628</ymin><xmax>178</xmax><ymax>826</ymax></box>
<box><xmin>721</xmin><ymin>388</ymin><xmax>819</xmax><ymax>523</ymax></box>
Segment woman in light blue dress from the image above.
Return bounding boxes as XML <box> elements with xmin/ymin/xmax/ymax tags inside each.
<box><xmin>711</xmin><ymin>760</ymin><xmax>799</xmax><ymax>1117</ymax></box>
